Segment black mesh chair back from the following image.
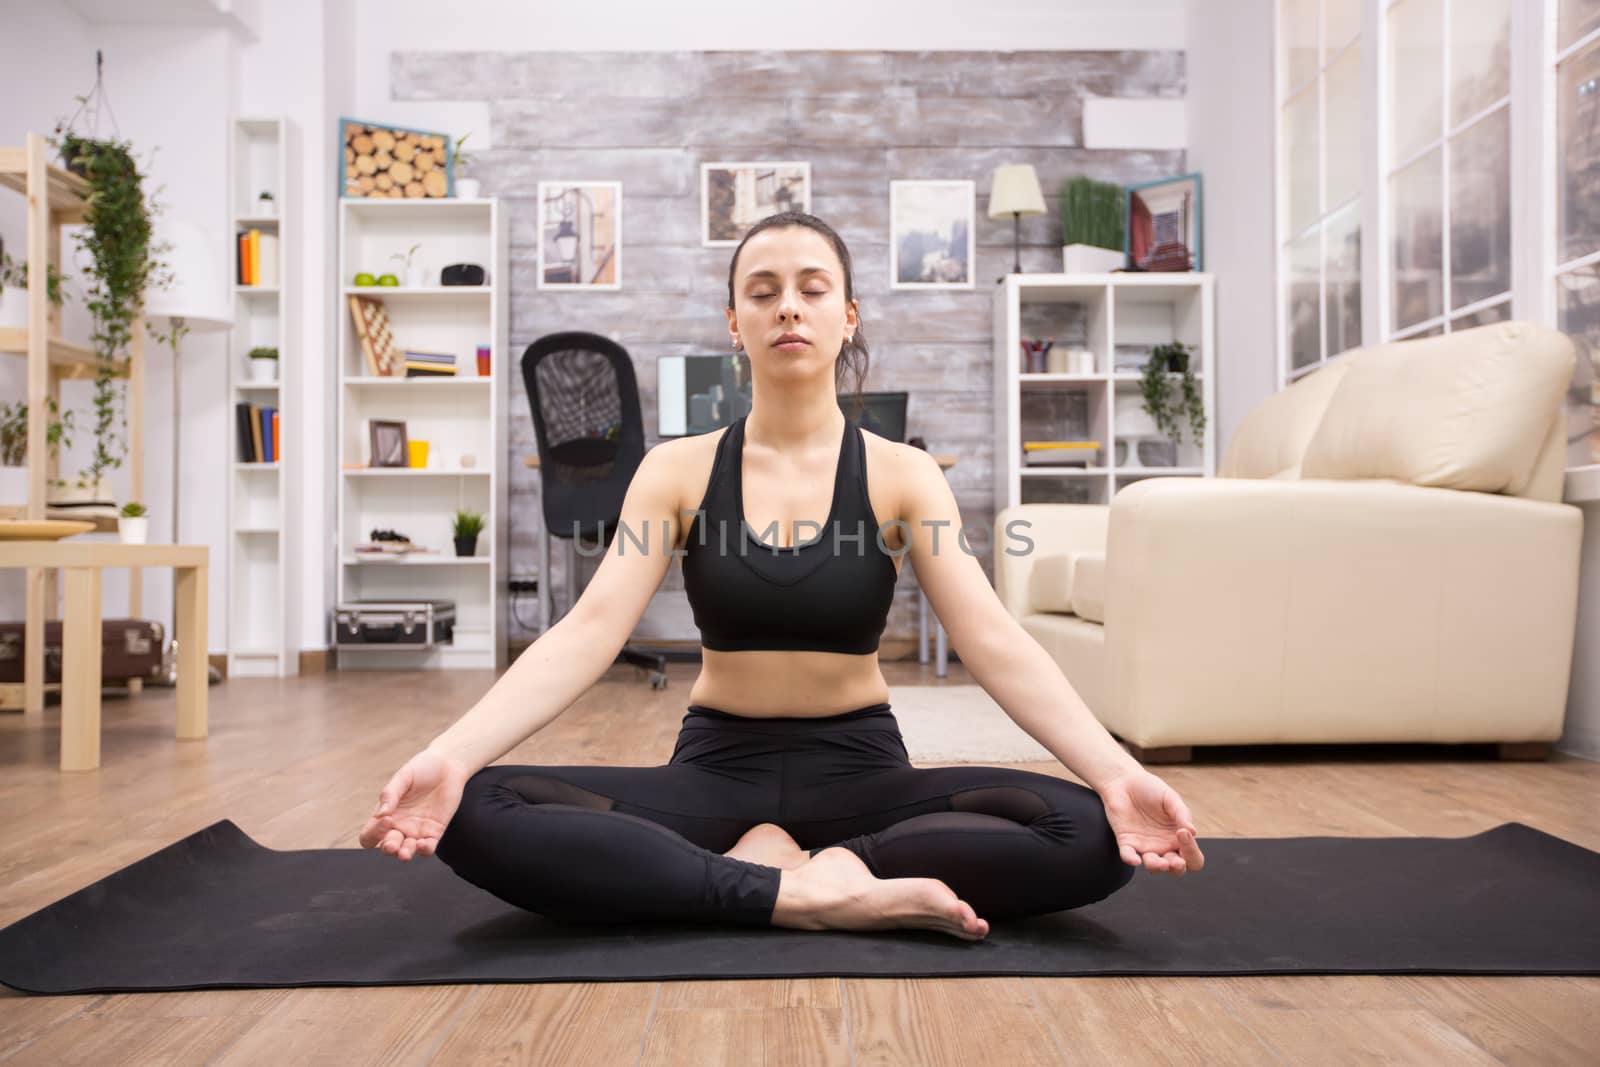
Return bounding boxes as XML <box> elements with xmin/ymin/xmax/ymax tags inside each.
<box><xmin>521</xmin><ymin>331</ymin><xmax>646</xmax><ymax>544</ymax></box>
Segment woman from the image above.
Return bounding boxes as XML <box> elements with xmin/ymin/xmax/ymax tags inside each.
<box><xmin>359</xmin><ymin>212</ymin><xmax>1204</xmax><ymax>942</ymax></box>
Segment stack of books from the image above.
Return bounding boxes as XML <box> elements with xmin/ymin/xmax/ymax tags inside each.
<box><xmin>404</xmin><ymin>350</ymin><xmax>457</xmax><ymax>378</ymax></box>
<box><xmin>1022</xmin><ymin>440</ymin><xmax>1101</xmax><ymax>467</ymax></box>
<box><xmin>236</xmin><ymin>229</ymin><xmax>279</xmax><ymax>287</ymax></box>
<box><xmin>235</xmin><ymin>403</ymin><xmax>281</xmax><ymax>463</ymax></box>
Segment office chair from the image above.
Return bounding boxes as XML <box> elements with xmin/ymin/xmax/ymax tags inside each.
<box><xmin>521</xmin><ymin>331</ymin><xmax>668</xmax><ymax>689</ymax></box>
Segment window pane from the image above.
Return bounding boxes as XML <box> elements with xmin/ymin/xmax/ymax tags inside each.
<box><xmin>1558</xmin><ymin>39</ymin><xmax>1600</xmax><ymax>265</ymax></box>
<box><xmin>1392</xmin><ymin>147</ymin><xmax>1444</xmax><ymax>331</ymax></box>
<box><xmin>1389</xmin><ymin>0</ymin><xmax>1444</xmax><ymax>163</ymax></box>
<box><xmin>1325</xmin><ymin>201</ymin><xmax>1362</xmax><ymax>355</ymax></box>
<box><xmin>1281</xmin><ymin>0</ymin><xmax>1320</xmax><ymax>96</ymax></box>
<box><xmin>1450</xmin><ymin>106</ymin><xmax>1511</xmax><ymax>310</ymax></box>
<box><xmin>1285</xmin><ymin>85</ymin><xmax>1320</xmax><ymax>236</ymax></box>
<box><xmin>1326</xmin><ymin>0</ymin><xmax>1361</xmax><ymax>56</ymax></box>
<box><xmin>1556</xmin><ymin>268</ymin><xmax>1600</xmax><ymax>466</ymax></box>
<box><xmin>1451</xmin><ymin>301</ymin><xmax>1511</xmax><ymax>330</ymax></box>
<box><xmin>1560</xmin><ymin>0</ymin><xmax>1600</xmax><ymax>51</ymax></box>
<box><xmin>1289</xmin><ymin>229</ymin><xmax>1322</xmax><ymax>371</ymax></box>
<box><xmin>1325</xmin><ymin>40</ymin><xmax>1363</xmax><ymax>208</ymax></box>
<box><xmin>1450</xmin><ymin>0</ymin><xmax>1510</xmax><ymax>127</ymax></box>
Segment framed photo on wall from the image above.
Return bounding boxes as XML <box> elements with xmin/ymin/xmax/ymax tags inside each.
<box><xmin>338</xmin><ymin>118</ymin><xmax>453</xmax><ymax>199</ymax></box>
<box><xmin>368</xmin><ymin>419</ymin><xmax>409</xmax><ymax>468</ymax></box>
<box><xmin>702</xmin><ymin>162</ymin><xmax>811</xmax><ymax>247</ymax></box>
<box><xmin>537</xmin><ymin>181</ymin><xmax>622</xmax><ymax>289</ymax></box>
<box><xmin>889</xmin><ymin>179</ymin><xmax>975</xmax><ymax>290</ymax></box>
<box><xmin>1125</xmin><ymin>173</ymin><xmax>1203</xmax><ymax>272</ymax></box>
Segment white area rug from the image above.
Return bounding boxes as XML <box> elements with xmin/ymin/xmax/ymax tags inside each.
<box><xmin>887</xmin><ymin>685</ymin><xmax>1057</xmax><ymax>764</ymax></box>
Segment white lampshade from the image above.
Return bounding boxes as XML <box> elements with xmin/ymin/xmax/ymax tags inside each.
<box><xmin>143</xmin><ymin>219</ymin><xmax>233</xmax><ymax>332</ymax></box>
<box><xmin>987</xmin><ymin>164</ymin><xmax>1046</xmax><ymax>219</ymax></box>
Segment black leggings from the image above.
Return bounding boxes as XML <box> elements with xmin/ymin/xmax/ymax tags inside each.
<box><xmin>434</xmin><ymin>702</ymin><xmax>1135</xmax><ymax>925</ymax></box>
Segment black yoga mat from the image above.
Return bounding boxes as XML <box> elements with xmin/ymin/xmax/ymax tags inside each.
<box><xmin>2</xmin><ymin>819</ymin><xmax>1597</xmax><ymax>994</ymax></box>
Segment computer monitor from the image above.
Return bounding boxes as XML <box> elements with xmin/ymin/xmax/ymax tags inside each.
<box><xmin>657</xmin><ymin>353</ymin><xmax>753</xmax><ymax>437</ymax></box>
<box><xmin>843</xmin><ymin>391</ymin><xmax>908</xmax><ymax>443</ymax></box>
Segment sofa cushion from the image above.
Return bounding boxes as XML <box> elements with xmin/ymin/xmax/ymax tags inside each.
<box><xmin>1027</xmin><ymin>553</ymin><xmax>1078</xmax><ymax>613</ymax></box>
<box><xmin>1070</xmin><ymin>551</ymin><xmax>1106</xmax><ymax>623</ymax></box>
<box><xmin>1219</xmin><ymin>360</ymin><xmax>1353</xmax><ymax>479</ymax></box>
<box><xmin>1300</xmin><ymin>321</ymin><xmax>1576</xmax><ymax>494</ymax></box>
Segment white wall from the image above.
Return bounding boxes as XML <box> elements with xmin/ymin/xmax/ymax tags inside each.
<box><xmin>0</xmin><ymin>1</ymin><xmax>234</xmax><ymax>654</ymax></box>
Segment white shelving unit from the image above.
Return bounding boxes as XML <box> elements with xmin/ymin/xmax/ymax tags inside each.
<box><xmin>335</xmin><ymin>197</ymin><xmax>508</xmax><ymax>670</ymax></box>
<box><xmin>993</xmin><ymin>273</ymin><xmax>1217</xmax><ymax>511</ymax></box>
<box><xmin>227</xmin><ymin>116</ymin><xmax>298</xmax><ymax>677</ymax></box>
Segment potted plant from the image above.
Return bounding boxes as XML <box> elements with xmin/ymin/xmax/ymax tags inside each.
<box><xmin>452</xmin><ymin>133</ymin><xmax>479</xmax><ymax>199</ymax></box>
<box><xmin>1059</xmin><ymin>176</ymin><xmax>1127</xmax><ymax>273</ymax></box>
<box><xmin>248</xmin><ymin>345</ymin><xmax>279</xmax><ymax>382</ymax></box>
<box><xmin>391</xmin><ymin>243</ymin><xmax>425</xmax><ymax>287</ymax></box>
<box><xmin>0</xmin><ymin>252</ymin><xmax>67</xmax><ymax>329</ymax></box>
<box><xmin>1138</xmin><ymin>341</ymin><xmax>1206</xmax><ymax>461</ymax></box>
<box><xmin>256</xmin><ymin>190</ymin><xmax>276</xmax><ymax>217</ymax></box>
<box><xmin>118</xmin><ymin>500</ymin><xmax>148</xmax><ymax>544</ymax></box>
<box><xmin>452</xmin><ymin>509</ymin><xmax>485</xmax><ymax>557</ymax></box>
<box><xmin>52</xmin><ymin>131</ymin><xmax>161</xmax><ymax>501</ymax></box>
<box><xmin>0</xmin><ymin>399</ymin><xmax>76</xmax><ymax>503</ymax></box>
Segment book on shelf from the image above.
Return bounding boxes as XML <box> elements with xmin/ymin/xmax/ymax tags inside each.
<box><xmin>234</xmin><ymin>402</ymin><xmax>282</xmax><ymax>463</ymax></box>
<box><xmin>234</xmin><ymin>229</ymin><xmax>278</xmax><ymax>287</ymax></box>
<box><xmin>1022</xmin><ymin>440</ymin><xmax>1102</xmax><ymax>467</ymax></box>
<box><xmin>402</xmin><ymin>350</ymin><xmax>457</xmax><ymax>377</ymax></box>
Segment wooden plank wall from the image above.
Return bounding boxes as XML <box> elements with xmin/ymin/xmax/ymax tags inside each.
<box><xmin>391</xmin><ymin>50</ymin><xmax>1187</xmax><ymax>643</ymax></box>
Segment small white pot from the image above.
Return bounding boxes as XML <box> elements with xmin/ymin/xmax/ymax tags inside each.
<box><xmin>249</xmin><ymin>357</ymin><xmax>278</xmax><ymax>382</ymax></box>
<box><xmin>405</xmin><ymin>264</ymin><xmax>427</xmax><ymax>287</ymax></box>
<box><xmin>1062</xmin><ymin>244</ymin><xmax>1127</xmax><ymax>274</ymax></box>
<box><xmin>118</xmin><ymin>516</ymin><xmax>148</xmax><ymax>544</ymax></box>
<box><xmin>0</xmin><ymin>287</ymin><xmax>27</xmax><ymax>329</ymax></box>
<box><xmin>49</xmin><ymin>476</ymin><xmax>113</xmax><ymax>507</ymax></box>
<box><xmin>256</xmin><ymin>198</ymin><xmax>277</xmax><ymax>217</ymax></box>
<box><xmin>455</xmin><ymin>178</ymin><xmax>481</xmax><ymax>199</ymax></box>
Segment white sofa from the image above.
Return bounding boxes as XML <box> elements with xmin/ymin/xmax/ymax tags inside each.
<box><xmin>993</xmin><ymin>321</ymin><xmax>1583</xmax><ymax>762</ymax></box>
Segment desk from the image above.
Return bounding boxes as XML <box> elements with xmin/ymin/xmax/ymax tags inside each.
<box><xmin>0</xmin><ymin>542</ymin><xmax>208</xmax><ymax>771</ymax></box>
<box><xmin>522</xmin><ymin>451</ymin><xmax>956</xmax><ymax>674</ymax></box>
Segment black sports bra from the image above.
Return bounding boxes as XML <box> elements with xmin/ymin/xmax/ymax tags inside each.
<box><xmin>681</xmin><ymin>415</ymin><xmax>899</xmax><ymax>654</ymax></box>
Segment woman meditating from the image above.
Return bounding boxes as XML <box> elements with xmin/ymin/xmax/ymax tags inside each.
<box><xmin>359</xmin><ymin>212</ymin><xmax>1204</xmax><ymax>941</ymax></box>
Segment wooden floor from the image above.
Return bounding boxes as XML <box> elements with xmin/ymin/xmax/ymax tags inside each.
<box><xmin>1</xmin><ymin>659</ymin><xmax>1596</xmax><ymax>1066</ymax></box>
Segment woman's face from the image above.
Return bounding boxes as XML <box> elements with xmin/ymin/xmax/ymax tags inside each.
<box><xmin>726</xmin><ymin>226</ymin><xmax>858</xmax><ymax>379</ymax></box>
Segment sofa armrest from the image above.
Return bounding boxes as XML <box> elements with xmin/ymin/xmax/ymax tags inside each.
<box><xmin>993</xmin><ymin>503</ymin><xmax>1110</xmax><ymax>620</ymax></box>
<box><xmin>1101</xmin><ymin>477</ymin><xmax>1584</xmax><ymax>746</ymax></box>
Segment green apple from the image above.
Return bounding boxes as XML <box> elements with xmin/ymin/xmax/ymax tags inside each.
<box><xmin>354</xmin><ymin>272</ymin><xmax>376</xmax><ymax>286</ymax></box>
<box><xmin>377</xmin><ymin>274</ymin><xmax>399</xmax><ymax>287</ymax></box>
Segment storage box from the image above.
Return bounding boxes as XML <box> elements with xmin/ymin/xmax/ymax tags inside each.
<box><xmin>0</xmin><ymin>618</ymin><xmax>166</xmax><ymax>685</ymax></box>
<box><xmin>333</xmin><ymin>600</ymin><xmax>456</xmax><ymax>650</ymax></box>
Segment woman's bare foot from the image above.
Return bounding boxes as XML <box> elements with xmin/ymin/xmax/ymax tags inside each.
<box><xmin>771</xmin><ymin>847</ymin><xmax>989</xmax><ymax>941</ymax></box>
<box><xmin>724</xmin><ymin>823</ymin><xmax>810</xmax><ymax>871</ymax></box>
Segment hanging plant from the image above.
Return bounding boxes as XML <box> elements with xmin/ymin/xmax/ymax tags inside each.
<box><xmin>52</xmin><ymin>130</ymin><xmax>162</xmax><ymax>490</ymax></box>
<box><xmin>1138</xmin><ymin>340</ymin><xmax>1206</xmax><ymax>447</ymax></box>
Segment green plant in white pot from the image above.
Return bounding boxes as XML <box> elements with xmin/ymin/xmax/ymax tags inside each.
<box><xmin>452</xmin><ymin>133</ymin><xmax>479</xmax><ymax>199</ymax></box>
<box><xmin>118</xmin><ymin>500</ymin><xmax>148</xmax><ymax>544</ymax></box>
<box><xmin>0</xmin><ymin>252</ymin><xmax>67</xmax><ymax>329</ymax></box>
<box><xmin>1060</xmin><ymin>176</ymin><xmax>1127</xmax><ymax>273</ymax></box>
<box><xmin>248</xmin><ymin>345</ymin><xmax>279</xmax><ymax>382</ymax></box>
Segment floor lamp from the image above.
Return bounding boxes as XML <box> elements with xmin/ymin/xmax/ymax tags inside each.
<box><xmin>143</xmin><ymin>219</ymin><xmax>232</xmax><ymax>685</ymax></box>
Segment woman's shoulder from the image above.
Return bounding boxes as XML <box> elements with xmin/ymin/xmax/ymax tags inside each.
<box><xmin>858</xmin><ymin>426</ymin><xmax>943</xmax><ymax>516</ymax></box>
<box><xmin>641</xmin><ymin>426</ymin><xmax>734</xmax><ymax>513</ymax></box>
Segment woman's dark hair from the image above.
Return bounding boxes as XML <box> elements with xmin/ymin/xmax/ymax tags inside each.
<box><xmin>726</xmin><ymin>211</ymin><xmax>870</xmax><ymax>418</ymax></box>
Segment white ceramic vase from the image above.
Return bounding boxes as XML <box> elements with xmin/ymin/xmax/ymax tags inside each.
<box><xmin>249</xmin><ymin>357</ymin><xmax>278</xmax><ymax>382</ymax></box>
<box><xmin>118</xmin><ymin>516</ymin><xmax>148</xmax><ymax>544</ymax></box>
<box><xmin>455</xmin><ymin>178</ymin><xmax>481</xmax><ymax>199</ymax></box>
<box><xmin>1061</xmin><ymin>244</ymin><xmax>1126</xmax><ymax>273</ymax></box>
<box><xmin>0</xmin><ymin>287</ymin><xmax>27</xmax><ymax>329</ymax></box>
<box><xmin>405</xmin><ymin>264</ymin><xmax>427</xmax><ymax>287</ymax></box>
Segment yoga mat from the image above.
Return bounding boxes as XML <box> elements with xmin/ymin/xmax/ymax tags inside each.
<box><xmin>2</xmin><ymin>820</ymin><xmax>1596</xmax><ymax>994</ymax></box>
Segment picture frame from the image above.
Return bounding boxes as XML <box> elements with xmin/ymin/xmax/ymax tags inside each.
<box><xmin>889</xmin><ymin>179</ymin><xmax>975</xmax><ymax>290</ymax></box>
<box><xmin>1125</xmin><ymin>172</ymin><xmax>1203</xmax><ymax>272</ymax></box>
<box><xmin>368</xmin><ymin>419</ymin><xmax>409</xmax><ymax>468</ymax></box>
<box><xmin>338</xmin><ymin>117</ymin><xmax>454</xmax><ymax>200</ymax></box>
<box><xmin>701</xmin><ymin>162</ymin><xmax>811</xmax><ymax>247</ymax></box>
<box><xmin>537</xmin><ymin>181</ymin><xmax>622</xmax><ymax>289</ymax></box>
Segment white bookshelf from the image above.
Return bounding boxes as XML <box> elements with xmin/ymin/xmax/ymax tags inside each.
<box><xmin>993</xmin><ymin>273</ymin><xmax>1217</xmax><ymax>511</ymax></box>
<box><xmin>227</xmin><ymin>116</ymin><xmax>297</xmax><ymax>677</ymax></box>
<box><xmin>335</xmin><ymin>196</ymin><xmax>508</xmax><ymax>670</ymax></box>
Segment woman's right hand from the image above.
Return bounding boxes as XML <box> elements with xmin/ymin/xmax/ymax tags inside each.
<box><xmin>358</xmin><ymin>748</ymin><xmax>474</xmax><ymax>861</ymax></box>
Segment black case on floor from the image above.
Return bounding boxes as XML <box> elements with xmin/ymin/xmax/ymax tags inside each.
<box><xmin>332</xmin><ymin>600</ymin><xmax>456</xmax><ymax>649</ymax></box>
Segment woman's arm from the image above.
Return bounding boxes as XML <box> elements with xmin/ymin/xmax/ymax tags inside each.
<box><xmin>426</xmin><ymin>442</ymin><xmax>687</xmax><ymax>772</ymax></box>
<box><xmin>897</xmin><ymin>446</ymin><xmax>1144</xmax><ymax>792</ymax></box>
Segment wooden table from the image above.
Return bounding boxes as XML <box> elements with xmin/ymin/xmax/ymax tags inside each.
<box><xmin>0</xmin><ymin>542</ymin><xmax>208</xmax><ymax>771</ymax></box>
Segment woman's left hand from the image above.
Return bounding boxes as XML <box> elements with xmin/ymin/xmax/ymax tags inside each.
<box><xmin>1097</xmin><ymin>770</ymin><xmax>1205</xmax><ymax>876</ymax></box>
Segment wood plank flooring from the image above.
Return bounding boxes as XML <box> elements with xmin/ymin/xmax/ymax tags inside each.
<box><xmin>1</xmin><ymin>660</ymin><xmax>1596</xmax><ymax>1065</ymax></box>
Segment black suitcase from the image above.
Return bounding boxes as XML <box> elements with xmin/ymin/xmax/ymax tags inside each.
<box><xmin>332</xmin><ymin>600</ymin><xmax>456</xmax><ymax>650</ymax></box>
<box><xmin>0</xmin><ymin>618</ymin><xmax>166</xmax><ymax>685</ymax></box>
